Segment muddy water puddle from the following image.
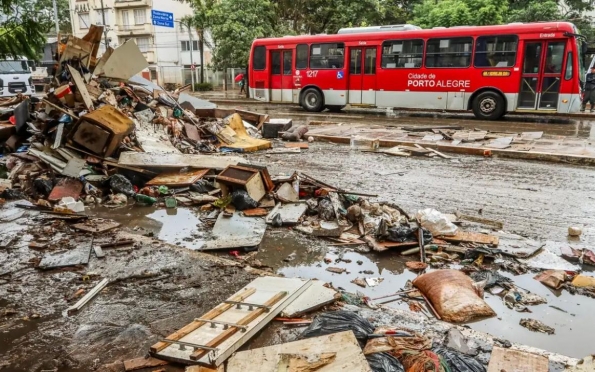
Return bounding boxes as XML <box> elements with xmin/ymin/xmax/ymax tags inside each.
<box><xmin>87</xmin><ymin>204</ymin><xmax>595</xmax><ymax>359</ymax></box>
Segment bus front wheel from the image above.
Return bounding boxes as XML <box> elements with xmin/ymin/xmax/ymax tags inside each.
<box><xmin>472</xmin><ymin>91</ymin><xmax>505</xmax><ymax>120</ymax></box>
<box><xmin>301</xmin><ymin>88</ymin><xmax>324</xmax><ymax>112</ymax></box>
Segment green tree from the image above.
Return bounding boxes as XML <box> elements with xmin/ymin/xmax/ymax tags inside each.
<box><xmin>272</xmin><ymin>0</ymin><xmax>383</xmax><ymax>34</ymax></box>
<box><xmin>208</xmin><ymin>0</ymin><xmax>277</xmax><ymax>70</ymax></box>
<box><xmin>0</xmin><ymin>0</ymin><xmax>47</xmax><ymax>59</ymax></box>
<box><xmin>182</xmin><ymin>0</ymin><xmax>215</xmax><ymax>83</ymax></box>
<box><xmin>413</xmin><ymin>0</ymin><xmax>507</xmax><ymax>28</ymax></box>
<box><xmin>34</xmin><ymin>0</ymin><xmax>72</xmax><ymax>35</ymax></box>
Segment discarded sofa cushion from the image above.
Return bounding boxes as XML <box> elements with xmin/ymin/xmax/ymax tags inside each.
<box><xmin>412</xmin><ymin>270</ymin><xmax>496</xmax><ymax>323</ymax></box>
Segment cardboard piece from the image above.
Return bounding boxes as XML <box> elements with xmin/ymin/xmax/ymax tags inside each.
<box><xmin>67</xmin><ymin>65</ymin><xmax>94</xmax><ymax>111</ymax></box>
<box><xmin>102</xmin><ymin>40</ymin><xmax>149</xmax><ymax>80</ymax></box>
<box><xmin>487</xmin><ymin>346</ymin><xmax>548</xmax><ymax>372</ymax></box>
<box><xmin>201</xmin><ymin>212</ymin><xmax>266</xmax><ymax>250</ymax></box>
<box><xmin>146</xmin><ymin>169</ymin><xmax>209</xmax><ymax>187</ymax></box>
<box><xmin>227</xmin><ymin>331</ymin><xmax>371</xmax><ymax>372</ymax></box>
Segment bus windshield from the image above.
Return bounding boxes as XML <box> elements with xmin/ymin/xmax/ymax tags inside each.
<box><xmin>0</xmin><ymin>60</ymin><xmax>29</xmax><ymax>74</ymax></box>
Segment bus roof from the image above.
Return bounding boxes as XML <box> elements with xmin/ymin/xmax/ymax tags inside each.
<box><xmin>252</xmin><ymin>22</ymin><xmax>577</xmax><ymax>46</ymax></box>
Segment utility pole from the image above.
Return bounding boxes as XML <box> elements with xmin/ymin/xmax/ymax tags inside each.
<box><xmin>100</xmin><ymin>0</ymin><xmax>109</xmax><ymax>49</ymax></box>
<box><xmin>188</xmin><ymin>24</ymin><xmax>195</xmax><ymax>91</ymax></box>
<box><xmin>52</xmin><ymin>0</ymin><xmax>60</xmax><ymax>34</ymax></box>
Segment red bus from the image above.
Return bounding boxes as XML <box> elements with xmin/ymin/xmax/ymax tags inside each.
<box><xmin>248</xmin><ymin>22</ymin><xmax>586</xmax><ymax>120</ymax></box>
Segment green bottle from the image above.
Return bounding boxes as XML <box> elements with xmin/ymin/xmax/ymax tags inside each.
<box><xmin>134</xmin><ymin>193</ymin><xmax>157</xmax><ymax>205</ymax></box>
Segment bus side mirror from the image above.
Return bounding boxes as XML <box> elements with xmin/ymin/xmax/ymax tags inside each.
<box><xmin>31</xmin><ymin>65</ymin><xmax>36</xmax><ymax>72</ymax></box>
<box><xmin>582</xmin><ymin>41</ymin><xmax>588</xmax><ymax>56</ymax></box>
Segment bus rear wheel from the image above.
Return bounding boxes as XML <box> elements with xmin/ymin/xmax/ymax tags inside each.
<box><xmin>301</xmin><ymin>88</ymin><xmax>324</xmax><ymax>112</ymax></box>
<box><xmin>472</xmin><ymin>91</ymin><xmax>505</xmax><ymax>120</ymax></box>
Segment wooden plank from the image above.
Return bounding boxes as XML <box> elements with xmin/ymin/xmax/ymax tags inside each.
<box><xmin>242</xmin><ymin>208</ymin><xmax>269</xmax><ymax>217</ymax></box>
<box><xmin>67</xmin><ymin>65</ymin><xmax>94</xmax><ymax>111</ymax></box>
<box><xmin>146</xmin><ymin>169</ymin><xmax>209</xmax><ymax>187</ymax></box>
<box><xmin>150</xmin><ymin>288</ymin><xmax>257</xmax><ymax>354</ymax></box>
<box><xmin>123</xmin><ymin>357</ymin><xmax>168</xmax><ymax>371</ymax></box>
<box><xmin>427</xmin><ymin>148</ymin><xmax>452</xmax><ymax>159</ymax></box>
<box><xmin>227</xmin><ymin>331</ymin><xmax>372</xmax><ymax>372</ymax></box>
<box><xmin>189</xmin><ymin>291</ymin><xmax>288</xmax><ymax>360</ymax></box>
<box><xmin>487</xmin><ymin>347</ymin><xmax>548</xmax><ymax>372</ymax></box>
<box><xmin>67</xmin><ymin>278</ymin><xmax>109</xmax><ymax>315</ymax></box>
<box><xmin>378</xmin><ymin>241</ymin><xmax>418</xmax><ymax>249</ymax></box>
<box><xmin>118</xmin><ymin>152</ymin><xmax>244</xmax><ymax>171</ymax></box>
<box><xmin>438</xmin><ymin>230</ymin><xmax>499</xmax><ymax>246</ymax></box>
<box><xmin>93</xmin><ymin>245</ymin><xmax>105</xmax><ymax>258</ymax></box>
<box><xmin>285</xmin><ymin>142</ymin><xmax>309</xmax><ymax>149</ymax></box>
<box><xmin>281</xmin><ymin>280</ymin><xmax>339</xmax><ymax>317</ymax></box>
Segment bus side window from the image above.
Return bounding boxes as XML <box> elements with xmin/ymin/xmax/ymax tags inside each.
<box><xmin>310</xmin><ymin>43</ymin><xmax>345</xmax><ymax>69</ymax></box>
<box><xmin>426</xmin><ymin>38</ymin><xmax>473</xmax><ymax>68</ymax></box>
<box><xmin>381</xmin><ymin>39</ymin><xmax>423</xmax><ymax>68</ymax></box>
<box><xmin>565</xmin><ymin>52</ymin><xmax>573</xmax><ymax>80</ymax></box>
<box><xmin>252</xmin><ymin>46</ymin><xmax>266</xmax><ymax>70</ymax></box>
<box><xmin>474</xmin><ymin>35</ymin><xmax>518</xmax><ymax>68</ymax></box>
<box><xmin>296</xmin><ymin>44</ymin><xmax>308</xmax><ymax>69</ymax></box>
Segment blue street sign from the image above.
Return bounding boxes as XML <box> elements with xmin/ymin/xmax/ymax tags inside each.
<box><xmin>151</xmin><ymin>10</ymin><xmax>174</xmax><ymax>28</ymax></box>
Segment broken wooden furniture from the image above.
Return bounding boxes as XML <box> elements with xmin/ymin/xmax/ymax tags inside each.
<box><xmin>216</xmin><ymin>165</ymin><xmax>267</xmax><ymax>202</ymax></box>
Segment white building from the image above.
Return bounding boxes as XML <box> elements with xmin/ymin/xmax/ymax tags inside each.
<box><xmin>68</xmin><ymin>0</ymin><xmax>212</xmax><ymax>85</ymax></box>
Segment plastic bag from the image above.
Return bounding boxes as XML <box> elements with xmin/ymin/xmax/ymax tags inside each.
<box><xmin>416</xmin><ymin>208</ymin><xmax>458</xmax><ymax>236</ymax></box>
<box><xmin>432</xmin><ymin>347</ymin><xmax>486</xmax><ymax>372</ymax></box>
<box><xmin>299</xmin><ymin>311</ymin><xmax>374</xmax><ymax>347</ymax></box>
<box><xmin>109</xmin><ymin>174</ymin><xmax>135</xmax><ymax>197</ymax></box>
<box><xmin>1</xmin><ymin>189</ymin><xmax>24</xmax><ymax>200</ymax></box>
<box><xmin>366</xmin><ymin>352</ymin><xmax>405</xmax><ymax>372</ymax></box>
<box><xmin>300</xmin><ymin>311</ymin><xmax>405</xmax><ymax>372</ymax></box>
<box><xmin>190</xmin><ymin>179</ymin><xmax>214</xmax><ymax>194</ymax></box>
<box><xmin>413</xmin><ymin>270</ymin><xmax>496</xmax><ymax>323</ymax></box>
<box><xmin>318</xmin><ymin>198</ymin><xmax>336</xmax><ymax>221</ymax></box>
<box><xmin>34</xmin><ymin>178</ymin><xmax>53</xmax><ymax>196</ymax></box>
<box><xmin>387</xmin><ymin>226</ymin><xmax>432</xmax><ymax>243</ymax></box>
<box><xmin>271</xmin><ymin>213</ymin><xmax>283</xmax><ymax>227</ymax></box>
<box><xmin>230</xmin><ymin>189</ymin><xmax>258</xmax><ymax>211</ymax></box>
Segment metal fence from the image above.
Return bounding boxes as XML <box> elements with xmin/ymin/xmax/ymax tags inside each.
<box><xmin>155</xmin><ymin>66</ymin><xmax>245</xmax><ymax>90</ymax></box>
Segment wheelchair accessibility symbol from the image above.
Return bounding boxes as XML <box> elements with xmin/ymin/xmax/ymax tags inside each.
<box><xmin>337</xmin><ymin>71</ymin><xmax>344</xmax><ymax>79</ymax></box>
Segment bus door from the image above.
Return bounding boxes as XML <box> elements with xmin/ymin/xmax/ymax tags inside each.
<box><xmin>270</xmin><ymin>50</ymin><xmax>293</xmax><ymax>102</ymax></box>
<box><xmin>518</xmin><ymin>41</ymin><xmax>566</xmax><ymax>110</ymax></box>
<box><xmin>348</xmin><ymin>47</ymin><xmax>377</xmax><ymax>105</ymax></box>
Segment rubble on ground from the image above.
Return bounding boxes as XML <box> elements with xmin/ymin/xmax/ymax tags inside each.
<box><xmin>1</xmin><ymin>26</ymin><xmax>594</xmax><ymax>372</ymax></box>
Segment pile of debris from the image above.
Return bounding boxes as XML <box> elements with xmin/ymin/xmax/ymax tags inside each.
<box><xmin>0</xmin><ymin>26</ymin><xmax>294</xmax><ymax>213</ymax></box>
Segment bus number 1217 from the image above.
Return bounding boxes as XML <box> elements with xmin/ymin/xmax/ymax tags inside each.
<box><xmin>306</xmin><ymin>70</ymin><xmax>318</xmax><ymax>78</ymax></box>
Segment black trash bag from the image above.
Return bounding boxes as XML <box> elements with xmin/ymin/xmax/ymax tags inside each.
<box><xmin>299</xmin><ymin>311</ymin><xmax>374</xmax><ymax>347</ymax></box>
<box><xmin>300</xmin><ymin>311</ymin><xmax>405</xmax><ymax>372</ymax></box>
<box><xmin>190</xmin><ymin>179</ymin><xmax>214</xmax><ymax>194</ymax></box>
<box><xmin>366</xmin><ymin>352</ymin><xmax>405</xmax><ymax>372</ymax></box>
<box><xmin>469</xmin><ymin>270</ymin><xmax>512</xmax><ymax>289</ymax></box>
<box><xmin>387</xmin><ymin>226</ymin><xmax>432</xmax><ymax>243</ymax></box>
<box><xmin>465</xmin><ymin>247</ymin><xmax>502</xmax><ymax>261</ymax></box>
<box><xmin>109</xmin><ymin>174</ymin><xmax>136</xmax><ymax>197</ymax></box>
<box><xmin>432</xmin><ymin>347</ymin><xmax>486</xmax><ymax>372</ymax></box>
<box><xmin>271</xmin><ymin>213</ymin><xmax>283</xmax><ymax>227</ymax></box>
<box><xmin>1</xmin><ymin>188</ymin><xmax>25</xmax><ymax>200</ymax></box>
<box><xmin>230</xmin><ymin>189</ymin><xmax>259</xmax><ymax>211</ymax></box>
<box><xmin>34</xmin><ymin>178</ymin><xmax>54</xmax><ymax>196</ymax></box>
<box><xmin>318</xmin><ymin>198</ymin><xmax>336</xmax><ymax>221</ymax></box>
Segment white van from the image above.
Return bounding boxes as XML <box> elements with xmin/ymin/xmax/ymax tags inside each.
<box><xmin>0</xmin><ymin>57</ymin><xmax>36</xmax><ymax>97</ymax></box>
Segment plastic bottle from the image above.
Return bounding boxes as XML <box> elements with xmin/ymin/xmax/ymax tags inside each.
<box><xmin>134</xmin><ymin>193</ymin><xmax>157</xmax><ymax>205</ymax></box>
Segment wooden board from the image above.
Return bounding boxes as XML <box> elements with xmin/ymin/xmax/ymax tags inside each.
<box><xmin>281</xmin><ymin>280</ymin><xmax>339</xmax><ymax>318</ymax></box>
<box><xmin>379</xmin><ymin>241</ymin><xmax>418</xmax><ymax>249</ymax></box>
<box><xmin>146</xmin><ymin>169</ymin><xmax>209</xmax><ymax>187</ymax></box>
<box><xmin>124</xmin><ymin>356</ymin><xmax>168</xmax><ymax>371</ymax></box>
<box><xmin>487</xmin><ymin>347</ymin><xmax>548</xmax><ymax>372</ymax></box>
<box><xmin>227</xmin><ymin>331</ymin><xmax>372</xmax><ymax>372</ymax></box>
<box><xmin>438</xmin><ymin>230</ymin><xmax>499</xmax><ymax>246</ymax></box>
<box><xmin>67</xmin><ymin>65</ymin><xmax>94</xmax><ymax>111</ymax></box>
<box><xmin>118</xmin><ymin>152</ymin><xmax>244</xmax><ymax>171</ymax></box>
<box><xmin>285</xmin><ymin>142</ymin><xmax>309</xmax><ymax>149</ymax></box>
<box><xmin>154</xmin><ymin>277</ymin><xmax>312</xmax><ymax>366</ymax></box>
